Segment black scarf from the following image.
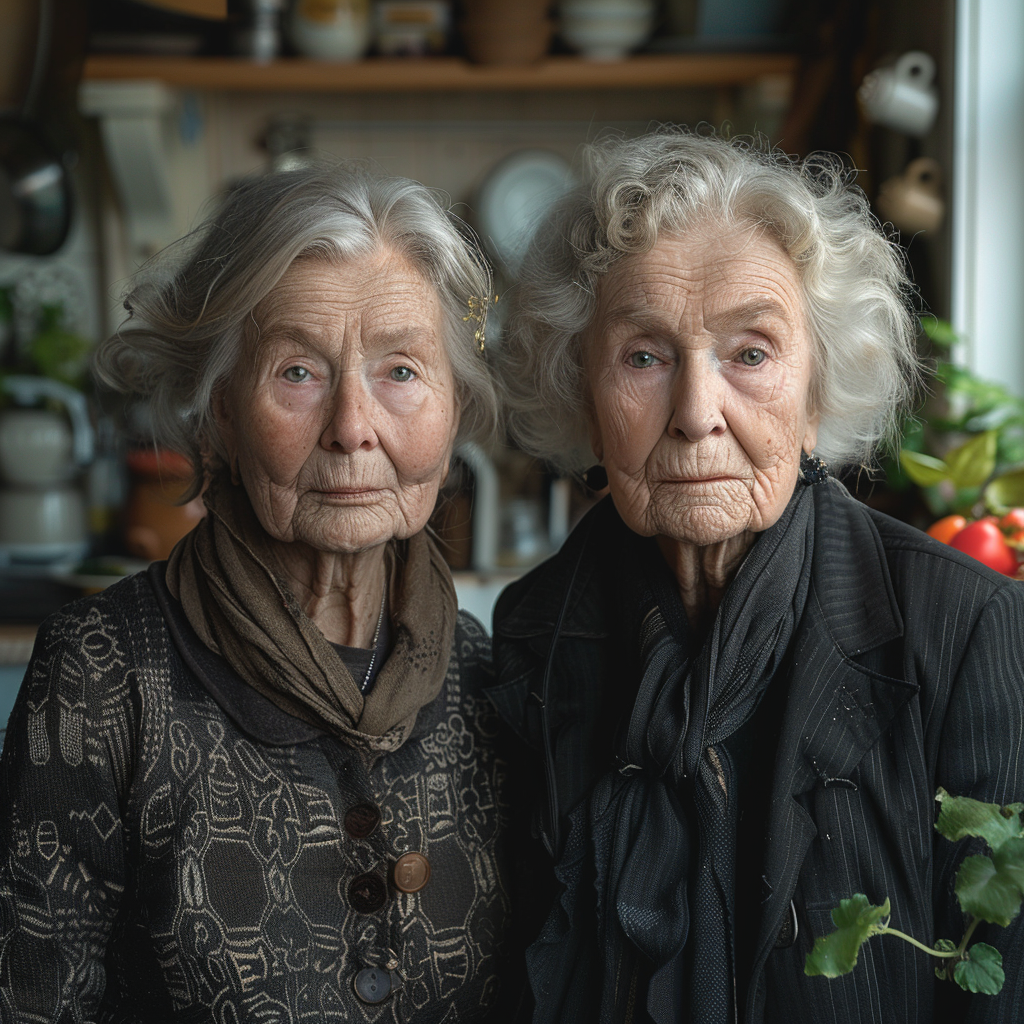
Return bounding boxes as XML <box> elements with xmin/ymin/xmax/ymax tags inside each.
<box><xmin>527</xmin><ymin>483</ymin><xmax>815</xmax><ymax>1024</ymax></box>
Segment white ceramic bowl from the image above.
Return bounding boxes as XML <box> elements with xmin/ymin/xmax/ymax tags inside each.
<box><xmin>561</xmin><ymin>12</ymin><xmax>653</xmax><ymax>60</ymax></box>
<box><xmin>288</xmin><ymin>0</ymin><xmax>372</xmax><ymax>61</ymax></box>
<box><xmin>560</xmin><ymin>0</ymin><xmax>654</xmax><ymax>17</ymax></box>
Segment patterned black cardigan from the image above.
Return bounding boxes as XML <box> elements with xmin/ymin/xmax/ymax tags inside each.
<box><xmin>0</xmin><ymin>564</ymin><xmax>513</xmax><ymax>1022</ymax></box>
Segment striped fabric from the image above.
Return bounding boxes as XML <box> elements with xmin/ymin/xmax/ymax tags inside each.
<box><xmin>490</xmin><ymin>481</ymin><xmax>1024</xmax><ymax>1023</ymax></box>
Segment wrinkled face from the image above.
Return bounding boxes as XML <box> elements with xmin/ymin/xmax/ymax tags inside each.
<box><xmin>218</xmin><ymin>249</ymin><xmax>459</xmax><ymax>554</ymax></box>
<box><xmin>585</xmin><ymin>223</ymin><xmax>819</xmax><ymax>548</ymax></box>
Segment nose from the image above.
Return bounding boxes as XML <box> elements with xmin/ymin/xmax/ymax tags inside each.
<box><xmin>667</xmin><ymin>356</ymin><xmax>727</xmax><ymax>442</ymax></box>
<box><xmin>320</xmin><ymin>373</ymin><xmax>378</xmax><ymax>454</ymax></box>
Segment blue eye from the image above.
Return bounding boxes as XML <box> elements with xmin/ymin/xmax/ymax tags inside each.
<box><xmin>283</xmin><ymin>365</ymin><xmax>310</xmax><ymax>383</ymax></box>
<box><xmin>628</xmin><ymin>351</ymin><xmax>658</xmax><ymax>368</ymax></box>
<box><xmin>390</xmin><ymin>365</ymin><xmax>415</xmax><ymax>382</ymax></box>
<box><xmin>740</xmin><ymin>348</ymin><xmax>766</xmax><ymax>366</ymax></box>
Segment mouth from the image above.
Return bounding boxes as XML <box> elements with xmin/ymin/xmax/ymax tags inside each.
<box><xmin>660</xmin><ymin>475</ymin><xmax>737</xmax><ymax>484</ymax></box>
<box><xmin>314</xmin><ymin>487</ymin><xmax>385</xmax><ymax>500</ymax></box>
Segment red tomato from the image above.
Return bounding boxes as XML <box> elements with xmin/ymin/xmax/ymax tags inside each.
<box><xmin>1000</xmin><ymin>508</ymin><xmax>1024</xmax><ymax>532</ymax></box>
<box><xmin>927</xmin><ymin>515</ymin><xmax>968</xmax><ymax>544</ymax></box>
<box><xmin>950</xmin><ymin>520</ymin><xmax>1019</xmax><ymax>575</ymax></box>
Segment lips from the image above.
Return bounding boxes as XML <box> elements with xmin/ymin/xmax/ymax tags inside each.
<box><xmin>313</xmin><ymin>486</ymin><xmax>385</xmax><ymax>500</ymax></box>
<box><xmin>658</xmin><ymin>475</ymin><xmax>739</xmax><ymax>484</ymax></box>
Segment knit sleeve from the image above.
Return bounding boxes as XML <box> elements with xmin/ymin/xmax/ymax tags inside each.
<box><xmin>0</xmin><ymin>599</ymin><xmax>137</xmax><ymax>1020</ymax></box>
<box><xmin>933</xmin><ymin>581</ymin><xmax>1024</xmax><ymax>1024</ymax></box>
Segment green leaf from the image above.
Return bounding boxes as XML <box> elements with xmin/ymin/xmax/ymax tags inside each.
<box><xmin>944</xmin><ymin>431</ymin><xmax>998</xmax><ymax>489</ymax></box>
<box><xmin>954</xmin><ymin>848</ymin><xmax>1024</xmax><ymax>927</ymax></box>
<box><xmin>920</xmin><ymin>317</ymin><xmax>959</xmax><ymax>350</ymax></box>
<box><xmin>804</xmin><ymin>894</ymin><xmax>890</xmax><ymax>978</ymax></box>
<box><xmin>935</xmin><ymin>788</ymin><xmax>1024</xmax><ymax>851</ymax></box>
<box><xmin>993</xmin><ymin>836</ymin><xmax>1024</xmax><ymax>899</ymax></box>
<box><xmin>985</xmin><ymin>467</ymin><xmax>1024</xmax><ymax>511</ymax></box>
<box><xmin>29</xmin><ymin>324</ymin><xmax>91</xmax><ymax>387</ymax></box>
<box><xmin>899</xmin><ymin>449</ymin><xmax>951</xmax><ymax>487</ymax></box>
<box><xmin>953</xmin><ymin>943</ymin><xmax>1005</xmax><ymax>995</ymax></box>
<box><xmin>939</xmin><ymin>362</ymin><xmax>1024</xmax><ymax>416</ymax></box>
<box><xmin>934</xmin><ymin>938</ymin><xmax>957</xmax><ymax>981</ymax></box>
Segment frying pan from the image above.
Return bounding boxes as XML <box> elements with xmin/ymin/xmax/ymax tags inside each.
<box><xmin>0</xmin><ymin>0</ymin><xmax>72</xmax><ymax>257</ymax></box>
<box><xmin>0</xmin><ymin>118</ymin><xmax>71</xmax><ymax>256</ymax></box>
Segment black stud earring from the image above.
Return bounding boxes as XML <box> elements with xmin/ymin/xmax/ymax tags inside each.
<box><xmin>800</xmin><ymin>451</ymin><xmax>829</xmax><ymax>484</ymax></box>
<box><xmin>582</xmin><ymin>464</ymin><xmax>608</xmax><ymax>491</ymax></box>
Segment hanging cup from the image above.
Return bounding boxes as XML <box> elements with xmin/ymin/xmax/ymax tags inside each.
<box><xmin>858</xmin><ymin>51</ymin><xmax>939</xmax><ymax>137</ymax></box>
<box><xmin>876</xmin><ymin>158</ymin><xmax>945</xmax><ymax>235</ymax></box>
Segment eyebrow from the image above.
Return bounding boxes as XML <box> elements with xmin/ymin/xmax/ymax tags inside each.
<box><xmin>702</xmin><ymin>298</ymin><xmax>793</xmax><ymax>334</ymax></box>
<box><xmin>370</xmin><ymin>325</ymin><xmax>439</xmax><ymax>349</ymax></box>
<box><xmin>601</xmin><ymin>298</ymin><xmax>793</xmax><ymax>338</ymax></box>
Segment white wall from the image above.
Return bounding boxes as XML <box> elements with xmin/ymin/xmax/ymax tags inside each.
<box><xmin>952</xmin><ymin>0</ymin><xmax>1024</xmax><ymax>395</ymax></box>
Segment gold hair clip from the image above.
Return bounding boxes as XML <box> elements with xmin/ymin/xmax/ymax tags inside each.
<box><xmin>463</xmin><ymin>294</ymin><xmax>498</xmax><ymax>353</ymax></box>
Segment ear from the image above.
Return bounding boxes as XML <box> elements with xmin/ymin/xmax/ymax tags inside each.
<box><xmin>440</xmin><ymin>401</ymin><xmax>462</xmax><ymax>487</ymax></box>
<box><xmin>212</xmin><ymin>383</ymin><xmax>237</xmax><ymax>461</ymax></box>
<box><xmin>585</xmin><ymin>396</ymin><xmax>604</xmax><ymax>463</ymax></box>
<box><xmin>802</xmin><ymin>408</ymin><xmax>820</xmax><ymax>455</ymax></box>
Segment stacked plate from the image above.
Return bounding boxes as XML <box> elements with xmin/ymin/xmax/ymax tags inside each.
<box><xmin>475</xmin><ymin>149</ymin><xmax>575</xmax><ymax>274</ymax></box>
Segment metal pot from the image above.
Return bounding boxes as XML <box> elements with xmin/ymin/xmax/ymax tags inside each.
<box><xmin>0</xmin><ymin>117</ymin><xmax>71</xmax><ymax>256</ymax></box>
<box><xmin>0</xmin><ymin>0</ymin><xmax>78</xmax><ymax>257</ymax></box>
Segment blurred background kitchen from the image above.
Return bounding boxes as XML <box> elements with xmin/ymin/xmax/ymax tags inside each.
<box><xmin>0</xmin><ymin>0</ymin><xmax>1022</xmax><ymax>737</ymax></box>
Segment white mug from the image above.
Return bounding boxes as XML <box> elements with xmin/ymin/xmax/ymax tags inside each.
<box><xmin>876</xmin><ymin>158</ymin><xmax>945</xmax><ymax>235</ymax></box>
<box><xmin>858</xmin><ymin>51</ymin><xmax>939</xmax><ymax>137</ymax></box>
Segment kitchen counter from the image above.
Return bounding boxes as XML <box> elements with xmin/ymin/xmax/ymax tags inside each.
<box><xmin>0</xmin><ymin>625</ymin><xmax>35</xmax><ymax>748</ymax></box>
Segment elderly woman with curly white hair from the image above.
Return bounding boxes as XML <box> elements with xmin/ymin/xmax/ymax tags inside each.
<box><xmin>489</xmin><ymin>131</ymin><xmax>1024</xmax><ymax>1024</ymax></box>
<box><xmin>0</xmin><ymin>167</ymin><xmax>515</xmax><ymax>1020</ymax></box>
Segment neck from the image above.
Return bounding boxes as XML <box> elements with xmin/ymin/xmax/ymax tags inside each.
<box><xmin>269</xmin><ymin>541</ymin><xmax>388</xmax><ymax>647</ymax></box>
<box><xmin>655</xmin><ymin>531</ymin><xmax>756</xmax><ymax>637</ymax></box>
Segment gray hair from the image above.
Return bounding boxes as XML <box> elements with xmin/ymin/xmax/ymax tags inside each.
<box><xmin>94</xmin><ymin>164</ymin><xmax>499</xmax><ymax>496</ymax></box>
<box><xmin>500</xmin><ymin>129</ymin><xmax>921</xmax><ymax>472</ymax></box>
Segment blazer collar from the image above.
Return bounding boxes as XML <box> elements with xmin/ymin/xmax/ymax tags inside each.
<box><xmin>749</xmin><ymin>483</ymin><xmax>919</xmax><ymax>1001</ymax></box>
<box><xmin>807</xmin><ymin>479</ymin><xmax>904</xmax><ymax>657</ymax></box>
<box><xmin>498</xmin><ymin>480</ymin><xmax>905</xmax><ymax>654</ymax></box>
<box><xmin>497</xmin><ymin>481</ymin><xmax>916</xmax><ymax>790</ymax></box>
<box><xmin>778</xmin><ymin>480</ymin><xmax>917</xmax><ymax>795</ymax></box>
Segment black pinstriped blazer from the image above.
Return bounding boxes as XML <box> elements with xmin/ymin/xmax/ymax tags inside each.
<box><xmin>489</xmin><ymin>481</ymin><xmax>1024</xmax><ymax>1023</ymax></box>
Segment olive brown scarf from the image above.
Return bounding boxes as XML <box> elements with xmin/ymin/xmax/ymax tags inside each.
<box><xmin>165</xmin><ymin>477</ymin><xmax>457</xmax><ymax>753</ymax></box>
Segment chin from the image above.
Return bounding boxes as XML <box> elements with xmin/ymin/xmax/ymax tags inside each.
<box><xmin>291</xmin><ymin>503</ymin><xmax>405</xmax><ymax>554</ymax></box>
<box><xmin>646</xmin><ymin>497</ymin><xmax>753</xmax><ymax>547</ymax></box>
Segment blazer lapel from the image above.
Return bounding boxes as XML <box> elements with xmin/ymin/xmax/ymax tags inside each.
<box><xmin>749</xmin><ymin>484</ymin><xmax>920</xmax><ymax>1007</ymax></box>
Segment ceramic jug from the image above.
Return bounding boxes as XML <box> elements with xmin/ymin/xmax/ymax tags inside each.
<box><xmin>0</xmin><ymin>375</ymin><xmax>94</xmax><ymax>564</ymax></box>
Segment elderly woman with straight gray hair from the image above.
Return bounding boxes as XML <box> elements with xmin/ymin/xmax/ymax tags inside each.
<box><xmin>491</xmin><ymin>130</ymin><xmax>1024</xmax><ymax>1024</ymax></box>
<box><xmin>0</xmin><ymin>167</ymin><xmax>515</xmax><ymax>1020</ymax></box>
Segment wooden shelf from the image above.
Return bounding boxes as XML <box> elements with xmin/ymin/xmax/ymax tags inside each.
<box><xmin>81</xmin><ymin>53</ymin><xmax>798</xmax><ymax>93</ymax></box>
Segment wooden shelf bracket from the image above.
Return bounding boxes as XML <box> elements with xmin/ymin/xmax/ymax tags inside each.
<box><xmin>79</xmin><ymin>79</ymin><xmax>178</xmax><ymax>258</ymax></box>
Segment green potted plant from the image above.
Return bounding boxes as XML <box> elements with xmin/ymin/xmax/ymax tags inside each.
<box><xmin>894</xmin><ymin>319</ymin><xmax>1024</xmax><ymax>576</ymax></box>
